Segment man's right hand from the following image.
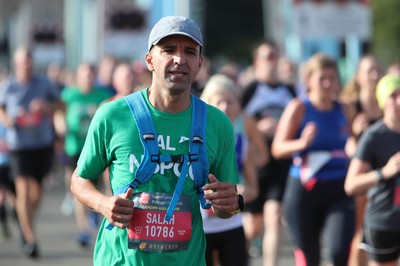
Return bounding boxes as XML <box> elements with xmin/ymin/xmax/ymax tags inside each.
<box><xmin>102</xmin><ymin>188</ymin><xmax>134</xmax><ymax>229</ymax></box>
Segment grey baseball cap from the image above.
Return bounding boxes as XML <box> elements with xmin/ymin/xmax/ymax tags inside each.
<box><xmin>148</xmin><ymin>16</ymin><xmax>203</xmax><ymax>52</ymax></box>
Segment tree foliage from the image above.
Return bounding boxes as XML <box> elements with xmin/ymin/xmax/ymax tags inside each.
<box><xmin>371</xmin><ymin>0</ymin><xmax>400</xmax><ymax>68</ymax></box>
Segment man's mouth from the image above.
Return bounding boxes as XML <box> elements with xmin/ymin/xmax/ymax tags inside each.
<box><xmin>170</xmin><ymin>69</ymin><xmax>187</xmax><ymax>76</ymax></box>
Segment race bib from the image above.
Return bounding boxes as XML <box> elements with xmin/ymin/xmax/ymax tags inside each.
<box><xmin>128</xmin><ymin>192</ymin><xmax>192</xmax><ymax>252</ymax></box>
<box><xmin>16</xmin><ymin>112</ymin><xmax>42</xmax><ymax>128</ymax></box>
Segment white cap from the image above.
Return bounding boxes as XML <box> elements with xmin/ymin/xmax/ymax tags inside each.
<box><xmin>148</xmin><ymin>16</ymin><xmax>203</xmax><ymax>52</ymax></box>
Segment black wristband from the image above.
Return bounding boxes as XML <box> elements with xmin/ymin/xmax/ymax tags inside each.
<box><xmin>376</xmin><ymin>169</ymin><xmax>384</xmax><ymax>183</ymax></box>
<box><xmin>229</xmin><ymin>193</ymin><xmax>244</xmax><ymax>215</ymax></box>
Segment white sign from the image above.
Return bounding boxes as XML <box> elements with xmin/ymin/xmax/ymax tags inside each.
<box><xmin>33</xmin><ymin>43</ymin><xmax>65</xmax><ymax>67</ymax></box>
<box><xmin>104</xmin><ymin>30</ymin><xmax>148</xmax><ymax>60</ymax></box>
<box><xmin>293</xmin><ymin>2</ymin><xmax>371</xmax><ymax>40</ymax></box>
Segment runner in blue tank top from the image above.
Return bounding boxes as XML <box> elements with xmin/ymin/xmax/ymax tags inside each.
<box><xmin>289</xmin><ymin>99</ymin><xmax>349</xmax><ymax>184</ymax></box>
<box><xmin>272</xmin><ymin>53</ymin><xmax>356</xmax><ymax>266</ymax></box>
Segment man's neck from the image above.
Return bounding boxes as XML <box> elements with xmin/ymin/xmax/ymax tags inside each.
<box><xmin>147</xmin><ymin>87</ymin><xmax>191</xmax><ymax>113</ymax></box>
<box><xmin>384</xmin><ymin>116</ymin><xmax>400</xmax><ymax>133</ymax></box>
<box><xmin>16</xmin><ymin>72</ymin><xmax>32</xmax><ymax>84</ymax></box>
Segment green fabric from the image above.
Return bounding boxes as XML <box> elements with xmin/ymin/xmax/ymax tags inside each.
<box><xmin>61</xmin><ymin>87</ymin><xmax>111</xmax><ymax>156</ymax></box>
<box><xmin>77</xmin><ymin>89</ymin><xmax>239</xmax><ymax>266</ymax></box>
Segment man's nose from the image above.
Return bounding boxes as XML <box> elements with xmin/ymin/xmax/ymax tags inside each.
<box><xmin>173</xmin><ymin>50</ymin><xmax>186</xmax><ymax>65</ymax></box>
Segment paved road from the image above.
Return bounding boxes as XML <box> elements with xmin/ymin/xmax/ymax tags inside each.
<box><xmin>0</xmin><ymin>175</ymin><xmax>297</xmax><ymax>266</ymax></box>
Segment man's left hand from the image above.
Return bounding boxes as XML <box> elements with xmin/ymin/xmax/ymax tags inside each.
<box><xmin>202</xmin><ymin>174</ymin><xmax>238</xmax><ymax>218</ymax></box>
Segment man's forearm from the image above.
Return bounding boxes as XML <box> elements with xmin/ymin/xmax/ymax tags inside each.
<box><xmin>70</xmin><ymin>168</ymin><xmax>107</xmax><ymax>214</ymax></box>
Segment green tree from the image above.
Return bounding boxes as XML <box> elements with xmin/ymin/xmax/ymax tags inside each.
<box><xmin>371</xmin><ymin>0</ymin><xmax>400</xmax><ymax>68</ymax></box>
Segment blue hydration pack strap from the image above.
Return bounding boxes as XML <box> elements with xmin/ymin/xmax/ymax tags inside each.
<box><xmin>127</xmin><ymin>92</ymin><xmax>159</xmax><ymax>188</ymax></box>
<box><xmin>190</xmin><ymin>96</ymin><xmax>212</xmax><ymax>210</ymax></box>
<box><xmin>106</xmin><ymin>92</ymin><xmax>210</xmax><ymax>230</ymax></box>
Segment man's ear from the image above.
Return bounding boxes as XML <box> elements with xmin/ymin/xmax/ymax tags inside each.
<box><xmin>145</xmin><ymin>53</ymin><xmax>154</xmax><ymax>71</ymax></box>
<box><xmin>198</xmin><ymin>55</ymin><xmax>204</xmax><ymax>69</ymax></box>
<box><xmin>194</xmin><ymin>55</ymin><xmax>203</xmax><ymax>77</ymax></box>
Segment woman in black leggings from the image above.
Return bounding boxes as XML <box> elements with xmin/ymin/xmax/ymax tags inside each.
<box><xmin>272</xmin><ymin>53</ymin><xmax>355</xmax><ymax>266</ymax></box>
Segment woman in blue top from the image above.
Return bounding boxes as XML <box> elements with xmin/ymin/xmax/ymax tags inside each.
<box><xmin>272</xmin><ymin>53</ymin><xmax>356</xmax><ymax>266</ymax></box>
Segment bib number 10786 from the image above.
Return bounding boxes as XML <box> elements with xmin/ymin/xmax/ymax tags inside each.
<box><xmin>128</xmin><ymin>192</ymin><xmax>192</xmax><ymax>252</ymax></box>
<box><xmin>145</xmin><ymin>225</ymin><xmax>175</xmax><ymax>238</ymax></box>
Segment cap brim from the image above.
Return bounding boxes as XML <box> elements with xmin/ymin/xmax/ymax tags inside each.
<box><xmin>150</xmin><ymin>32</ymin><xmax>203</xmax><ymax>51</ymax></box>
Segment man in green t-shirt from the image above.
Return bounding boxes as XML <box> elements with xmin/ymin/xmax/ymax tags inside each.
<box><xmin>70</xmin><ymin>16</ymin><xmax>242</xmax><ymax>266</ymax></box>
<box><xmin>59</xmin><ymin>62</ymin><xmax>112</xmax><ymax>246</ymax></box>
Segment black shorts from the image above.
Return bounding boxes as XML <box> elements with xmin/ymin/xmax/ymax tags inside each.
<box><xmin>244</xmin><ymin>157</ymin><xmax>291</xmax><ymax>213</ymax></box>
<box><xmin>0</xmin><ymin>165</ymin><xmax>15</xmax><ymax>194</ymax></box>
<box><xmin>205</xmin><ymin>226</ymin><xmax>247</xmax><ymax>266</ymax></box>
<box><xmin>10</xmin><ymin>146</ymin><xmax>54</xmax><ymax>183</ymax></box>
<box><xmin>360</xmin><ymin>227</ymin><xmax>400</xmax><ymax>263</ymax></box>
